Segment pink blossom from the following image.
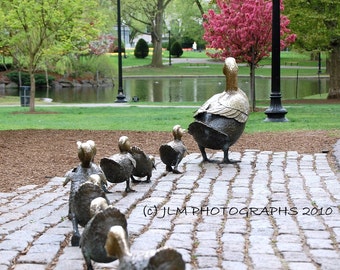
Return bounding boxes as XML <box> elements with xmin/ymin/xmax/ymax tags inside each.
<box><xmin>203</xmin><ymin>0</ymin><xmax>296</xmax><ymax>64</ymax></box>
<box><xmin>89</xmin><ymin>34</ymin><xmax>116</xmax><ymax>55</ymax></box>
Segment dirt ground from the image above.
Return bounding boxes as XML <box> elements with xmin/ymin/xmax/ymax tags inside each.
<box><xmin>0</xmin><ymin>129</ymin><xmax>339</xmax><ymax>193</ymax></box>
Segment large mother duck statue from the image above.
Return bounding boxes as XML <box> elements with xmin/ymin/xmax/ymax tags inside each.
<box><xmin>188</xmin><ymin>57</ymin><xmax>249</xmax><ymax>164</ymax></box>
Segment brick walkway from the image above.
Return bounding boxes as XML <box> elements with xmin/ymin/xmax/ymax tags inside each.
<box><xmin>1</xmin><ymin>149</ymin><xmax>340</xmax><ymax>270</ymax></box>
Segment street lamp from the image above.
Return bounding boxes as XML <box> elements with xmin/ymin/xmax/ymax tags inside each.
<box><xmin>115</xmin><ymin>0</ymin><xmax>127</xmax><ymax>103</ymax></box>
<box><xmin>264</xmin><ymin>0</ymin><xmax>288</xmax><ymax>122</ymax></box>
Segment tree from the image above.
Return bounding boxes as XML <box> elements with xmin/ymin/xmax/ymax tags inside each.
<box><xmin>203</xmin><ymin>0</ymin><xmax>296</xmax><ymax>110</ymax></box>
<box><xmin>285</xmin><ymin>0</ymin><xmax>340</xmax><ymax>99</ymax></box>
<box><xmin>121</xmin><ymin>0</ymin><xmax>173</xmax><ymax>67</ymax></box>
<box><xmin>165</xmin><ymin>0</ymin><xmax>209</xmax><ymax>50</ymax></box>
<box><xmin>88</xmin><ymin>34</ymin><xmax>116</xmax><ymax>82</ymax></box>
<box><xmin>89</xmin><ymin>34</ymin><xmax>116</xmax><ymax>55</ymax></box>
<box><xmin>0</xmin><ymin>0</ymin><xmax>104</xmax><ymax>112</ymax></box>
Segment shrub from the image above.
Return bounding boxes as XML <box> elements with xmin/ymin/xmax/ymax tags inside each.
<box><xmin>112</xmin><ymin>39</ymin><xmax>125</xmax><ymax>53</ymax></box>
<box><xmin>182</xmin><ymin>36</ymin><xmax>194</xmax><ymax>49</ymax></box>
<box><xmin>170</xmin><ymin>41</ymin><xmax>183</xmax><ymax>58</ymax></box>
<box><xmin>134</xmin><ymin>38</ymin><xmax>149</xmax><ymax>59</ymax></box>
<box><xmin>7</xmin><ymin>72</ymin><xmax>55</xmax><ymax>87</ymax></box>
<box><xmin>0</xmin><ymin>63</ymin><xmax>12</xmax><ymax>72</ymax></box>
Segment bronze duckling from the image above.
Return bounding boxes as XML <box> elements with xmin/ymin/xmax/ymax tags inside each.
<box><xmin>188</xmin><ymin>57</ymin><xmax>249</xmax><ymax>164</ymax></box>
<box><xmin>105</xmin><ymin>225</ymin><xmax>185</xmax><ymax>270</ymax></box>
<box><xmin>80</xmin><ymin>198</ymin><xmax>128</xmax><ymax>270</ymax></box>
<box><xmin>63</xmin><ymin>140</ymin><xmax>108</xmax><ymax>192</ymax></box>
<box><xmin>159</xmin><ymin>125</ymin><xmax>187</xmax><ymax>174</ymax></box>
<box><xmin>63</xmin><ymin>140</ymin><xmax>108</xmax><ymax>246</ymax></box>
<box><xmin>71</xmin><ymin>177</ymin><xmax>110</xmax><ymax>246</ymax></box>
<box><xmin>130</xmin><ymin>146</ymin><xmax>156</xmax><ymax>183</ymax></box>
<box><xmin>100</xmin><ymin>136</ymin><xmax>136</xmax><ymax>192</ymax></box>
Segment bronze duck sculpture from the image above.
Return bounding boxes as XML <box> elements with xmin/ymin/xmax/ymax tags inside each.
<box><xmin>159</xmin><ymin>125</ymin><xmax>187</xmax><ymax>174</ymax></box>
<box><xmin>71</xmin><ymin>178</ymin><xmax>110</xmax><ymax>246</ymax></box>
<box><xmin>105</xmin><ymin>225</ymin><xmax>185</xmax><ymax>270</ymax></box>
<box><xmin>63</xmin><ymin>140</ymin><xmax>108</xmax><ymax>192</ymax></box>
<box><xmin>130</xmin><ymin>146</ymin><xmax>156</xmax><ymax>183</ymax></box>
<box><xmin>63</xmin><ymin>140</ymin><xmax>108</xmax><ymax>246</ymax></box>
<box><xmin>188</xmin><ymin>57</ymin><xmax>249</xmax><ymax>163</ymax></box>
<box><xmin>80</xmin><ymin>199</ymin><xmax>128</xmax><ymax>270</ymax></box>
<box><xmin>100</xmin><ymin>136</ymin><xmax>136</xmax><ymax>192</ymax></box>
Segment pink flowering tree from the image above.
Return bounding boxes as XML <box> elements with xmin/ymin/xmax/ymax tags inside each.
<box><xmin>89</xmin><ymin>34</ymin><xmax>116</xmax><ymax>55</ymax></box>
<box><xmin>88</xmin><ymin>34</ymin><xmax>116</xmax><ymax>81</ymax></box>
<box><xmin>203</xmin><ymin>0</ymin><xmax>296</xmax><ymax>110</ymax></box>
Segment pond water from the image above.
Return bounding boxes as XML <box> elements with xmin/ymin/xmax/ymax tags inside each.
<box><xmin>11</xmin><ymin>76</ymin><xmax>329</xmax><ymax>103</ymax></box>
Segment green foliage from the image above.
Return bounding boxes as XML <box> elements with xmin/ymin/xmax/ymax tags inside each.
<box><xmin>112</xmin><ymin>39</ymin><xmax>125</xmax><ymax>53</ymax></box>
<box><xmin>170</xmin><ymin>41</ymin><xmax>183</xmax><ymax>58</ymax></box>
<box><xmin>164</xmin><ymin>37</ymin><xmax>177</xmax><ymax>51</ymax></box>
<box><xmin>0</xmin><ymin>0</ymin><xmax>105</xmax><ymax>70</ymax></box>
<box><xmin>55</xmin><ymin>55</ymin><xmax>75</xmax><ymax>76</ymax></box>
<box><xmin>94</xmin><ymin>55</ymin><xmax>116</xmax><ymax>78</ymax></box>
<box><xmin>165</xmin><ymin>0</ymin><xmax>207</xmax><ymax>50</ymax></box>
<box><xmin>181</xmin><ymin>36</ymin><xmax>195</xmax><ymax>49</ymax></box>
<box><xmin>6</xmin><ymin>72</ymin><xmax>55</xmax><ymax>87</ymax></box>
<box><xmin>0</xmin><ymin>63</ymin><xmax>12</xmax><ymax>71</ymax></box>
<box><xmin>53</xmin><ymin>54</ymin><xmax>116</xmax><ymax>79</ymax></box>
<box><xmin>0</xmin><ymin>0</ymin><xmax>106</xmax><ymax>110</ymax></box>
<box><xmin>285</xmin><ymin>0</ymin><xmax>340</xmax><ymax>50</ymax></box>
<box><xmin>134</xmin><ymin>38</ymin><xmax>149</xmax><ymax>59</ymax></box>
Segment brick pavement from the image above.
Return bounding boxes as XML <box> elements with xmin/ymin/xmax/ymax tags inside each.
<box><xmin>0</xmin><ymin>148</ymin><xmax>340</xmax><ymax>270</ymax></box>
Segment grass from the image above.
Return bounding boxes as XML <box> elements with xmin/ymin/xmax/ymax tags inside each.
<box><xmin>110</xmin><ymin>49</ymin><xmax>326</xmax><ymax>77</ymax></box>
<box><xmin>0</xmin><ymin>104</ymin><xmax>339</xmax><ymax>134</ymax></box>
<box><xmin>1</xmin><ymin>50</ymin><xmax>338</xmax><ymax>135</ymax></box>
<box><xmin>1</xmin><ymin>49</ymin><xmax>327</xmax><ymax>78</ymax></box>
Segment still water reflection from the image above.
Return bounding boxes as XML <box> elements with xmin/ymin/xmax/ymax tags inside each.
<box><xmin>33</xmin><ymin>77</ymin><xmax>329</xmax><ymax>103</ymax></box>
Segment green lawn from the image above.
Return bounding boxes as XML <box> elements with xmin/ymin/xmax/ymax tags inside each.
<box><xmin>113</xmin><ymin>49</ymin><xmax>326</xmax><ymax>77</ymax></box>
<box><xmin>122</xmin><ymin>64</ymin><xmax>322</xmax><ymax>77</ymax></box>
<box><xmin>0</xmin><ymin>104</ymin><xmax>339</xmax><ymax>134</ymax></box>
<box><xmin>0</xmin><ymin>50</ymin><xmax>338</xmax><ymax>135</ymax></box>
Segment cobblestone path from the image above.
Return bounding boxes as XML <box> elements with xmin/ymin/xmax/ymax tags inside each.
<box><xmin>1</xmin><ymin>150</ymin><xmax>340</xmax><ymax>270</ymax></box>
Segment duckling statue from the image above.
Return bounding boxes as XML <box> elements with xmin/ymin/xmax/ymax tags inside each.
<box><xmin>188</xmin><ymin>57</ymin><xmax>249</xmax><ymax>163</ymax></box>
<box><xmin>130</xmin><ymin>146</ymin><xmax>156</xmax><ymax>183</ymax></box>
<box><xmin>100</xmin><ymin>136</ymin><xmax>136</xmax><ymax>193</ymax></box>
<box><xmin>78</xmin><ymin>140</ymin><xmax>96</xmax><ymax>167</ymax></box>
<box><xmin>80</xmin><ymin>199</ymin><xmax>128</xmax><ymax>270</ymax></box>
<box><xmin>70</xmin><ymin>178</ymin><xmax>110</xmax><ymax>246</ymax></box>
<box><xmin>63</xmin><ymin>140</ymin><xmax>108</xmax><ymax>192</ymax></box>
<box><xmin>159</xmin><ymin>125</ymin><xmax>187</xmax><ymax>174</ymax></box>
<box><xmin>105</xmin><ymin>225</ymin><xmax>185</xmax><ymax>270</ymax></box>
<box><xmin>63</xmin><ymin>140</ymin><xmax>108</xmax><ymax>246</ymax></box>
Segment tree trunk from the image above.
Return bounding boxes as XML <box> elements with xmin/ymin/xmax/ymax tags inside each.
<box><xmin>328</xmin><ymin>45</ymin><xmax>340</xmax><ymax>99</ymax></box>
<box><xmin>151</xmin><ymin>38</ymin><xmax>164</xmax><ymax>67</ymax></box>
<box><xmin>150</xmin><ymin>0</ymin><xmax>165</xmax><ymax>67</ymax></box>
<box><xmin>249</xmin><ymin>62</ymin><xmax>256</xmax><ymax>111</ymax></box>
<box><xmin>45</xmin><ymin>68</ymin><xmax>50</xmax><ymax>98</ymax></box>
<box><xmin>29</xmin><ymin>72</ymin><xmax>36</xmax><ymax>112</ymax></box>
<box><xmin>194</xmin><ymin>0</ymin><xmax>205</xmax><ymax>17</ymax></box>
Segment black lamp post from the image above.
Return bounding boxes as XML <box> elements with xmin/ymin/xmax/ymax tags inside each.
<box><xmin>264</xmin><ymin>0</ymin><xmax>288</xmax><ymax>122</ymax></box>
<box><xmin>115</xmin><ymin>0</ymin><xmax>127</xmax><ymax>103</ymax></box>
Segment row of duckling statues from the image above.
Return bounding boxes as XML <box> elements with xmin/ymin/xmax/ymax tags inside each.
<box><xmin>63</xmin><ymin>139</ymin><xmax>186</xmax><ymax>269</ymax></box>
<box><xmin>62</xmin><ymin>57</ymin><xmax>249</xmax><ymax>269</ymax></box>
